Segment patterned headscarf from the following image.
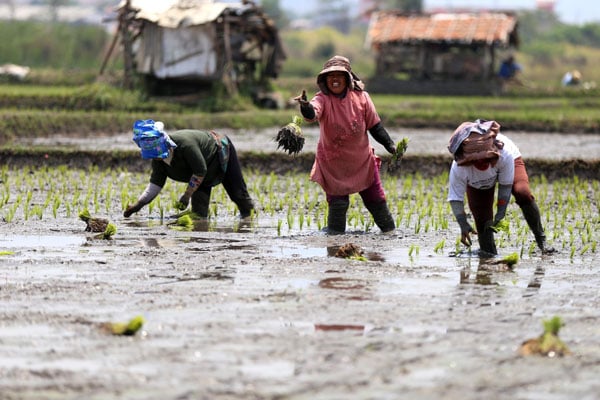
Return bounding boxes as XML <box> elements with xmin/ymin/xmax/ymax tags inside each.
<box><xmin>448</xmin><ymin>119</ymin><xmax>503</xmax><ymax>166</ymax></box>
<box><xmin>132</xmin><ymin>119</ymin><xmax>177</xmax><ymax>159</ymax></box>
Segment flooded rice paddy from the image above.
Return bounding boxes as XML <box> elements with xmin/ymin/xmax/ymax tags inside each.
<box><xmin>1</xmin><ymin>143</ymin><xmax>600</xmax><ymax>399</ymax></box>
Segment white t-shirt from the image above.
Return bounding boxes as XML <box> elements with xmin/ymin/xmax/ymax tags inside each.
<box><xmin>447</xmin><ymin>134</ymin><xmax>520</xmax><ymax>202</ymax></box>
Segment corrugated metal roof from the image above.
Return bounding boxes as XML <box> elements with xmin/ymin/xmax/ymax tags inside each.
<box><xmin>120</xmin><ymin>0</ymin><xmax>244</xmax><ymax>28</ymax></box>
<box><xmin>367</xmin><ymin>12</ymin><xmax>518</xmax><ymax>46</ymax></box>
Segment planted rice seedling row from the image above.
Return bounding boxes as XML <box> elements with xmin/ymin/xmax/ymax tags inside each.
<box><xmin>1</xmin><ymin>165</ymin><xmax>598</xmax><ymax>261</ymax></box>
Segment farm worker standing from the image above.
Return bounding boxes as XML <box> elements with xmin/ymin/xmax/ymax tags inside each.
<box><xmin>294</xmin><ymin>55</ymin><xmax>397</xmax><ymax>234</ymax></box>
<box><xmin>447</xmin><ymin>119</ymin><xmax>555</xmax><ymax>256</ymax></box>
<box><xmin>123</xmin><ymin>119</ymin><xmax>254</xmax><ymax>219</ymax></box>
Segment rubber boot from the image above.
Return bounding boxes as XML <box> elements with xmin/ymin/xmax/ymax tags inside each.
<box><xmin>521</xmin><ymin>202</ymin><xmax>556</xmax><ymax>254</ymax></box>
<box><xmin>478</xmin><ymin>224</ymin><xmax>498</xmax><ymax>257</ymax></box>
<box><xmin>365</xmin><ymin>201</ymin><xmax>396</xmax><ymax>233</ymax></box>
<box><xmin>327</xmin><ymin>199</ymin><xmax>349</xmax><ymax>234</ymax></box>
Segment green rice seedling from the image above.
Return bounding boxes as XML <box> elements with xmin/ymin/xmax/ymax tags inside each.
<box><xmin>528</xmin><ymin>242</ymin><xmax>536</xmax><ymax>256</ymax></box>
<box><xmin>0</xmin><ymin>250</ymin><xmax>15</xmax><ymax>256</ymax></box>
<box><xmin>52</xmin><ymin>196</ymin><xmax>61</xmax><ymax>218</ymax></box>
<box><xmin>520</xmin><ymin>245</ymin><xmax>525</xmax><ymax>259</ymax></box>
<box><xmin>433</xmin><ymin>239</ymin><xmax>445</xmax><ymax>254</ymax></box>
<box><xmin>580</xmin><ymin>244</ymin><xmax>590</xmax><ymax>256</ymax></box>
<box><xmin>170</xmin><ymin>214</ymin><xmax>193</xmax><ymax>231</ymax></box>
<box><xmin>501</xmin><ymin>252</ymin><xmax>519</xmax><ymax>267</ymax></box>
<box><xmin>287</xmin><ymin>210</ymin><xmax>293</xmax><ymax>230</ymax></box>
<box><xmin>102</xmin><ymin>315</ymin><xmax>145</xmax><ymax>336</ymax></box>
<box><xmin>491</xmin><ymin>219</ymin><xmax>509</xmax><ymax>234</ymax></box>
<box><xmin>4</xmin><ymin>204</ymin><xmax>17</xmax><ymax>223</ymax></box>
<box><xmin>99</xmin><ymin>223</ymin><xmax>117</xmax><ymax>240</ymax></box>
<box><xmin>31</xmin><ymin>205</ymin><xmax>43</xmax><ymax>220</ymax></box>
<box><xmin>519</xmin><ymin>316</ymin><xmax>570</xmax><ymax>357</ymax></box>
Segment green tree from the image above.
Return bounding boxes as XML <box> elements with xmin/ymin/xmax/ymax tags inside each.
<box><xmin>373</xmin><ymin>0</ymin><xmax>423</xmax><ymax>12</ymax></box>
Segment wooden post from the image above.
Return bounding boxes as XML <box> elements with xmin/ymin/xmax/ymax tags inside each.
<box><xmin>120</xmin><ymin>0</ymin><xmax>135</xmax><ymax>90</ymax></box>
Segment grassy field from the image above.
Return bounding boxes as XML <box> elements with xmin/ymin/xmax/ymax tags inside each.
<box><xmin>1</xmin><ymin>79</ymin><xmax>599</xmax><ymax>145</ymax></box>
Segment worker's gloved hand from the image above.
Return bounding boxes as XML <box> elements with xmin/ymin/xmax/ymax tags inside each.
<box><xmin>460</xmin><ymin>225</ymin><xmax>476</xmax><ymax>247</ymax></box>
<box><xmin>293</xmin><ymin>90</ymin><xmax>308</xmax><ymax>105</ymax></box>
<box><xmin>457</xmin><ymin>218</ymin><xmax>476</xmax><ymax>247</ymax></box>
<box><xmin>123</xmin><ymin>202</ymin><xmax>143</xmax><ymax>218</ymax></box>
<box><xmin>386</xmin><ymin>143</ymin><xmax>397</xmax><ymax>155</ymax></box>
<box><xmin>493</xmin><ymin>210</ymin><xmax>506</xmax><ymax>226</ymax></box>
<box><xmin>175</xmin><ymin>194</ymin><xmax>190</xmax><ymax>211</ymax></box>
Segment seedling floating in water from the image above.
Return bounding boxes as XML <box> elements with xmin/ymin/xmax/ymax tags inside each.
<box><xmin>79</xmin><ymin>208</ymin><xmax>110</xmax><ymax>233</ymax></box>
<box><xmin>501</xmin><ymin>252</ymin><xmax>519</xmax><ymax>266</ymax></box>
<box><xmin>519</xmin><ymin>316</ymin><xmax>571</xmax><ymax>357</ymax></box>
<box><xmin>98</xmin><ymin>223</ymin><xmax>117</xmax><ymax>240</ymax></box>
<box><xmin>335</xmin><ymin>243</ymin><xmax>367</xmax><ymax>261</ymax></box>
<box><xmin>101</xmin><ymin>315</ymin><xmax>145</xmax><ymax>336</ymax></box>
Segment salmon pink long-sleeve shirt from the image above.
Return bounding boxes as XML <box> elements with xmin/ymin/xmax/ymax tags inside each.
<box><xmin>307</xmin><ymin>89</ymin><xmax>381</xmax><ymax>196</ymax></box>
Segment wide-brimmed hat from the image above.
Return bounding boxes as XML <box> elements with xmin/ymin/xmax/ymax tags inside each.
<box><xmin>132</xmin><ymin>119</ymin><xmax>176</xmax><ymax>159</ymax></box>
<box><xmin>316</xmin><ymin>55</ymin><xmax>363</xmax><ymax>93</ymax></box>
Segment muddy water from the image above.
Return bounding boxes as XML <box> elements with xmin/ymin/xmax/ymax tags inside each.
<box><xmin>17</xmin><ymin>127</ymin><xmax>600</xmax><ymax>160</ymax></box>
<box><xmin>1</xmin><ymin>129</ymin><xmax>599</xmax><ymax>399</ymax></box>
<box><xmin>1</xmin><ymin>208</ymin><xmax>599</xmax><ymax>399</ymax></box>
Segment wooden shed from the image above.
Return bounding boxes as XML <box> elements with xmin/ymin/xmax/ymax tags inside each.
<box><xmin>365</xmin><ymin>11</ymin><xmax>519</xmax><ymax>94</ymax></box>
<box><xmin>109</xmin><ymin>0</ymin><xmax>286</xmax><ymax>103</ymax></box>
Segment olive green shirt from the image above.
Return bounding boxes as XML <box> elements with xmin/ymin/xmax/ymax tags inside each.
<box><xmin>150</xmin><ymin>130</ymin><xmax>220</xmax><ymax>187</ymax></box>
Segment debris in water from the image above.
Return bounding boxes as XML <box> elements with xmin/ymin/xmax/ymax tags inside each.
<box><xmin>79</xmin><ymin>208</ymin><xmax>110</xmax><ymax>233</ymax></box>
<box><xmin>481</xmin><ymin>252</ymin><xmax>519</xmax><ymax>271</ymax></box>
<box><xmin>335</xmin><ymin>243</ymin><xmax>367</xmax><ymax>261</ymax></box>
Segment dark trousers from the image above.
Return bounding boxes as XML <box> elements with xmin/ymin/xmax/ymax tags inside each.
<box><xmin>192</xmin><ymin>142</ymin><xmax>254</xmax><ymax>217</ymax></box>
<box><xmin>466</xmin><ymin>157</ymin><xmax>535</xmax><ymax>233</ymax></box>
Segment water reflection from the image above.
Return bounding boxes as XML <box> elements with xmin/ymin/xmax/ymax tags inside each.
<box><xmin>314</xmin><ymin>324</ymin><xmax>365</xmax><ymax>333</ymax></box>
<box><xmin>0</xmin><ymin>234</ymin><xmax>86</xmax><ymax>248</ymax></box>
<box><xmin>523</xmin><ymin>265</ymin><xmax>545</xmax><ymax>298</ymax></box>
<box><xmin>317</xmin><ymin>276</ymin><xmax>372</xmax><ymax>300</ymax></box>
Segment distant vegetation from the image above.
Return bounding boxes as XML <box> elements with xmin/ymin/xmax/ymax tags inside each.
<box><xmin>2</xmin><ymin>9</ymin><xmax>600</xmax><ymax>88</ymax></box>
<box><xmin>0</xmin><ymin>20</ymin><xmax>110</xmax><ymax>70</ymax></box>
<box><xmin>0</xmin><ymin>10</ymin><xmax>599</xmax><ymax>138</ymax></box>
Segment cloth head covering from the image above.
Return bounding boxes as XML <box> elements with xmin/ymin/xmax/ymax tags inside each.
<box><xmin>448</xmin><ymin>119</ymin><xmax>502</xmax><ymax>166</ymax></box>
<box><xmin>317</xmin><ymin>55</ymin><xmax>365</xmax><ymax>94</ymax></box>
<box><xmin>132</xmin><ymin>119</ymin><xmax>177</xmax><ymax>159</ymax></box>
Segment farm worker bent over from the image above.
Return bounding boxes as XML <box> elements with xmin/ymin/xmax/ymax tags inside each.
<box><xmin>294</xmin><ymin>55</ymin><xmax>397</xmax><ymax>234</ymax></box>
<box><xmin>447</xmin><ymin>119</ymin><xmax>555</xmax><ymax>256</ymax></box>
<box><xmin>123</xmin><ymin>119</ymin><xmax>254</xmax><ymax>219</ymax></box>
